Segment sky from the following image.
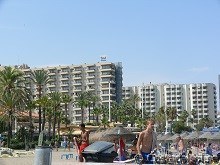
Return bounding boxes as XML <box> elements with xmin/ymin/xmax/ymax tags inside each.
<box><xmin>0</xmin><ymin>0</ymin><xmax>220</xmax><ymax>87</ymax></box>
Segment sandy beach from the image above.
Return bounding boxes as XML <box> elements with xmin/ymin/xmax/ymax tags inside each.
<box><xmin>0</xmin><ymin>148</ymin><xmax>89</xmax><ymax>165</ymax></box>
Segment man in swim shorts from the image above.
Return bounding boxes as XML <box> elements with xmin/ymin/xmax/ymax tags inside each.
<box><xmin>136</xmin><ymin>119</ymin><xmax>157</xmax><ymax>164</ymax></box>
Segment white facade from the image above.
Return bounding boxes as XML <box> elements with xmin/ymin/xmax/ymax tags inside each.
<box><xmin>13</xmin><ymin>62</ymin><xmax>123</xmax><ymax>125</ymax></box>
<box><xmin>122</xmin><ymin>83</ymin><xmax>217</xmax><ymax>126</ymax></box>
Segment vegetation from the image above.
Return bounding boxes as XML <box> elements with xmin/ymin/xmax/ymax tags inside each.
<box><xmin>0</xmin><ymin>65</ymin><xmax>215</xmax><ymax>149</ymax></box>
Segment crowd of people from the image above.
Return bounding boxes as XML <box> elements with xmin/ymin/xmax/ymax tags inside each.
<box><xmin>51</xmin><ymin>119</ymin><xmax>220</xmax><ymax>164</ymax></box>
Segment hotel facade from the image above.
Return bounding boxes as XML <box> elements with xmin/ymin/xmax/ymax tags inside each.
<box><xmin>122</xmin><ymin>83</ymin><xmax>217</xmax><ymax>126</ymax></box>
<box><xmin>16</xmin><ymin>62</ymin><xmax>123</xmax><ymax>125</ymax></box>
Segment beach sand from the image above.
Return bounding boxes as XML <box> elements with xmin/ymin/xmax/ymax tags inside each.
<box><xmin>0</xmin><ymin>148</ymin><xmax>118</xmax><ymax>165</ymax></box>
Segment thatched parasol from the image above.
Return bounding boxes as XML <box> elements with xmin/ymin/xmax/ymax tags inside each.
<box><xmin>209</xmin><ymin>132</ymin><xmax>220</xmax><ymax>140</ymax></box>
<box><xmin>157</xmin><ymin>133</ymin><xmax>163</xmax><ymax>140</ymax></box>
<box><xmin>102</xmin><ymin>126</ymin><xmax>136</xmax><ymax>142</ymax></box>
<box><xmin>183</xmin><ymin>131</ymin><xmax>202</xmax><ymax>140</ymax></box>
<box><xmin>199</xmin><ymin>132</ymin><xmax>214</xmax><ymax>139</ymax></box>
<box><xmin>89</xmin><ymin>126</ymin><xmax>136</xmax><ymax>143</ymax></box>
<box><xmin>89</xmin><ymin>130</ymin><xmax>107</xmax><ymax>143</ymax></box>
<box><xmin>166</xmin><ymin>133</ymin><xmax>180</xmax><ymax>141</ymax></box>
<box><xmin>158</xmin><ymin>133</ymin><xmax>172</xmax><ymax>141</ymax></box>
<box><xmin>180</xmin><ymin>131</ymin><xmax>189</xmax><ymax>139</ymax></box>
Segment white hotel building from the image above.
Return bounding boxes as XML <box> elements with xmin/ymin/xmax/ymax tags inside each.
<box><xmin>14</xmin><ymin>62</ymin><xmax>123</xmax><ymax>125</ymax></box>
<box><xmin>123</xmin><ymin>83</ymin><xmax>217</xmax><ymax>126</ymax></box>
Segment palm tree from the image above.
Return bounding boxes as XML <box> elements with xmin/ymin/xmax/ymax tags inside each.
<box><xmin>36</xmin><ymin>95</ymin><xmax>50</xmax><ymax>131</ymax></box>
<box><xmin>74</xmin><ymin>92</ymin><xmax>89</xmax><ymax>123</ymax></box>
<box><xmin>178</xmin><ymin>110</ymin><xmax>189</xmax><ymax>122</ymax></box>
<box><xmin>31</xmin><ymin>69</ymin><xmax>50</xmax><ymax>133</ymax></box>
<box><xmin>155</xmin><ymin>107</ymin><xmax>166</xmax><ymax>133</ymax></box>
<box><xmin>0</xmin><ymin>66</ymin><xmax>29</xmax><ymax>147</ymax></box>
<box><xmin>48</xmin><ymin>92</ymin><xmax>62</xmax><ymax>139</ymax></box>
<box><xmin>92</xmin><ymin>106</ymin><xmax>102</xmax><ymax>124</ymax></box>
<box><xmin>45</xmin><ymin>106</ymin><xmax>53</xmax><ymax>140</ymax></box>
<box><xmin>127</xmin><ymin>94</ymin><xmax>140</xmax><ymax>109</ymax></box>
<box><xmin>166</xmin><ymin>107</ymin><xmax>177</xmax><ymax>133</ymax></box>
<box><xmin>62</xmin><ymin>94</ymin><xmax>72</xmax><ymax>128</ymax></box>
<box><xmin>25</xmin><ymin>99</ymin><xmax>36</xmax><ymax>142</ymax></box>
<box><xmin>87</xmin><ymin>92</ymin><xmax>100</xmax><ymax>123</ymax></box>
<box><xmin>110</xmin><ymin>102</ymin><xmax>120</xmax><ymax>123</ymax></box>
<box><xmin>100</xmin><ymin>105</ymin><xmax>109</xmax><ymax>129</ymax></box>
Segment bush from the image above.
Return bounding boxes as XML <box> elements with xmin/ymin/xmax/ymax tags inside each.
<box><xmin>10</xmin><ymin>142</ymin><xmax>25</xmax><ymax>149</ymax></box>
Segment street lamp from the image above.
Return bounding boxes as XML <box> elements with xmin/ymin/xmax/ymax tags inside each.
<box><xmin>141</xmin><ymin>83</ymin><xmax>144</xmax><ymax>119</ymax></box>
<box><xmin>108</xmin><ymin>81</ymin><xmax>111</xmax><ymax>122</ymax></box>
<box><xmin>165</xmin><ymin>107</ymin><xmax>169</xmax><ymax>134</ymax></box>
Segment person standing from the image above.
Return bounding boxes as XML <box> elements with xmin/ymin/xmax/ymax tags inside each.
<box><xmin>136</xmin><ymin>119</ymin><xmax>157</xmax><ymax>164</ymax></box>
<box><xmin>176</xmin><ymin>135</ymin><xmax>186</xmax><ymax>155</ymax></box>
<box><xmin>205</xmin><ymin>143</ymin><xmax>212</xmax><ymax>156</ymax></box>
<box><xmin>78</xmin><ymin>123</ymin><xmax>89</xmax><ymax>162</ymax></box>
<box><xmin>54</xmin><ymin>140</ymin><xmax>59</xmax><ymax>151</ymax></box>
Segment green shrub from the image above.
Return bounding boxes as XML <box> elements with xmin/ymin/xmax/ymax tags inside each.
<box><xmin>10</xmin><ymin>142</ymin><xmax>25</xmax><ymax>149</ymax></box>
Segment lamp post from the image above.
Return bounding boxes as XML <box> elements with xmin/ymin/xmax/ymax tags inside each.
<box><xmin>165</xmin><ymin>107</ymin><xmax>169</xmax><ymax>134</ymax></box>
<box><xmin>108</xmin><ymin>81</ymin><xmax>111</xmax><ymax>122</ymax></box>
<box><xmin>141</xmin><ymin>83</ymin><xmax>144</xmax><ymax>119</ymax></box>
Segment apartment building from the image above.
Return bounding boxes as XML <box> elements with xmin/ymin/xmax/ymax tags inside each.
<box><xmin>122</xmin><ymin>83</ymin><xmax>217</xmax><ymax>126</ymax></box>
<box><xmin>15</xmin><ymin>62</ymin><xmax>123</xmax><ymax>125</ymax></box>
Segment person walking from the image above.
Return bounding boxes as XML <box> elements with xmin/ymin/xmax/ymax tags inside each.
<box><xmin>136</xmin><ymin>119</ymin><xmax>157</xmax><ymax>164</ymax></box>
<box><xmin>78</xmin><ymin>123</ymin><xmax>89</xmax><ymax>162</ymax></box>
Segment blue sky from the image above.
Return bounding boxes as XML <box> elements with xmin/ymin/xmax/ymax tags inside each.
<box><xmin>0</xmin><ymin>0</ymin><xmax>220</xmax><ymax>87</ymax></box>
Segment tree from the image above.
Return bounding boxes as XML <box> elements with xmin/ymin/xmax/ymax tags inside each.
<box><xmin>92</xmin><ymin>106</ymin><xmax>102</xmax><ymax>124</ymax></box>
<box><xmin>86</xmin><ymin>92</ymin><xmax>100</xmax><ymax>123</ymax></box>
<box><xmin>31</xmin><ymin>69</ymin><xmax>49</xmax><ymax>133</ymax></box>
<box><xmin>25</xmin><ymin>99</ymin><xmax>36</xmax><ymax>142</ymax></box>
<box><xmin>155</xmin><ymin>107</ymin><xmax>166</xmax><ymax>133</ymax></box>
<box><xmin>0</xmin><ymin>66</ymin><xmax>29</xmax><ymax>147</ymax></box>
<box><xmin>166</xmin><ymin>107</ymin><xmax>177</xmax><ymax>133</ymax></box>
<box><xmin>195</xmin><ymin>117</ymin><xmax>214</xmax><ymax>131</ymax></box>
<box><xmin>36</xmin><ymin>95</ymin><xmax>50</xmax><ymax>131</ymax></box>
<box><xmin>100</xmin><ymin>105</ymin><xmax>110</xmax><ymax>129</ymax></box>
<box><xmin>178</xmin><ymin>110</ymin><xmax>189</xmax><ymax>122</ymax></box>
<box><xmin>172</xmin><ymin>121</ymin><xmax>192</xmax><ymax>134</ymax></box>
<box><xmin>62</xmin><ymin>94</ymin><xmax>72</xmax><ymax>128</ymax></box>
<box><xmin>48</xmin><ymin>92</ymin><xmax>62</xmax><ymax>139</ymax></box>
<box><xmin>127</xmin><ymin>94</ymin><xmax>140</xmax><ymax>110</ymax></box>
<box><xmin>74</xmin><ymin>92</ymin><xmax>89</xmax><ymax>123</ymax></box>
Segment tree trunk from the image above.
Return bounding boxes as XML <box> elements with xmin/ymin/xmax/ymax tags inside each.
<box><xmin>38</xmin><ymin>86</ymin><xmax>42</xmax><ymax>134</ymax></box>
<box><xmin>96</xmin><ymin>114</ymin><xmax>99</xmax><ymax>124</ymax></box>
<box><xmin>53</xmin><ymin>108</ymin><xmax>57</xmax><ymax>139</ymax></box>
<box><xmin>57</xmin><ymin>116</ymin><xmax>61</xmax><ymax>140</ymax></box>
<box><xmin>39</xmin><ymin>106</ymin><xmax>42</xmax><ymax>134</ymax></box>
<box><xmin>65</xmin><ymin>103</ymin><xmax>68</xmax><ymax>128</ymax></box>
<box><xmin>48</xmin><ymin>118</ymin><xmax>52</xmax><ymax>140</ymax></box>
<box><xmin>29</xmin><ymin>108</ymin><xmax>33</xmax><ymax>142</ymax></box>
<box><xmin>81</xmin><ymin>107</ymin><xmax>84</xmax><ymax>123</ymax></box>
<box><xmin>88</xmin><ymin>106</ymin><xmax>91</xmax><ymax>123</ymax></box>
<box><xmin>7</xmin><ymin>111</ymin><xmax>13</xmax><ymax>148</ymax></box>
<box><xmin>42</xmin><ymin>107</ymin><xmax>46</xmax><ymax>131</ymax></box>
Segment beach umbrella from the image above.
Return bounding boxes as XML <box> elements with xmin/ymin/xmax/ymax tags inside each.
<box><xmin>157</xmin><ymin>133</ymin><xmax>163</xmax><ymax>140</ymax></box>
<box><xmin>209</xmin><ymin>132</ymin><xmax>220</xmax><ymax>140</ymax></box>
<box><xmin>199</xmin><ymin>132</ymin><xmax>214</xmax><ymax>139</ymax></box>
<box><xmin>158</xmin><ymin>133</ymin><xmax>172</xmax><ymax>141</ymax></box>
<box><xmin>89</xmin><ymin>130</ymin><xmax>107</xmax><ymax>143</ymax></box>
<box><xmin>102</xmin><ymin>126</ymin><xmax>136</xmax><ymax>141</ymax></box>
<box><xmin>90</xmin><ymin>126</ymin><xmax>135</xmax><ymax>143</ymax></box>
<box><xmin>180</xmin><ymin>131</ymin><xmax>189</xmax><ymax>139</ymax></box>
<box><xmin>167</xmin><ymin>133</ymin><xmax>180</xmax><ymax>141</ymax></box>
<box><xmin>183</xmin><ymin>131</ymin><xmax>202</xmax><ymax>140</ymax></box>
